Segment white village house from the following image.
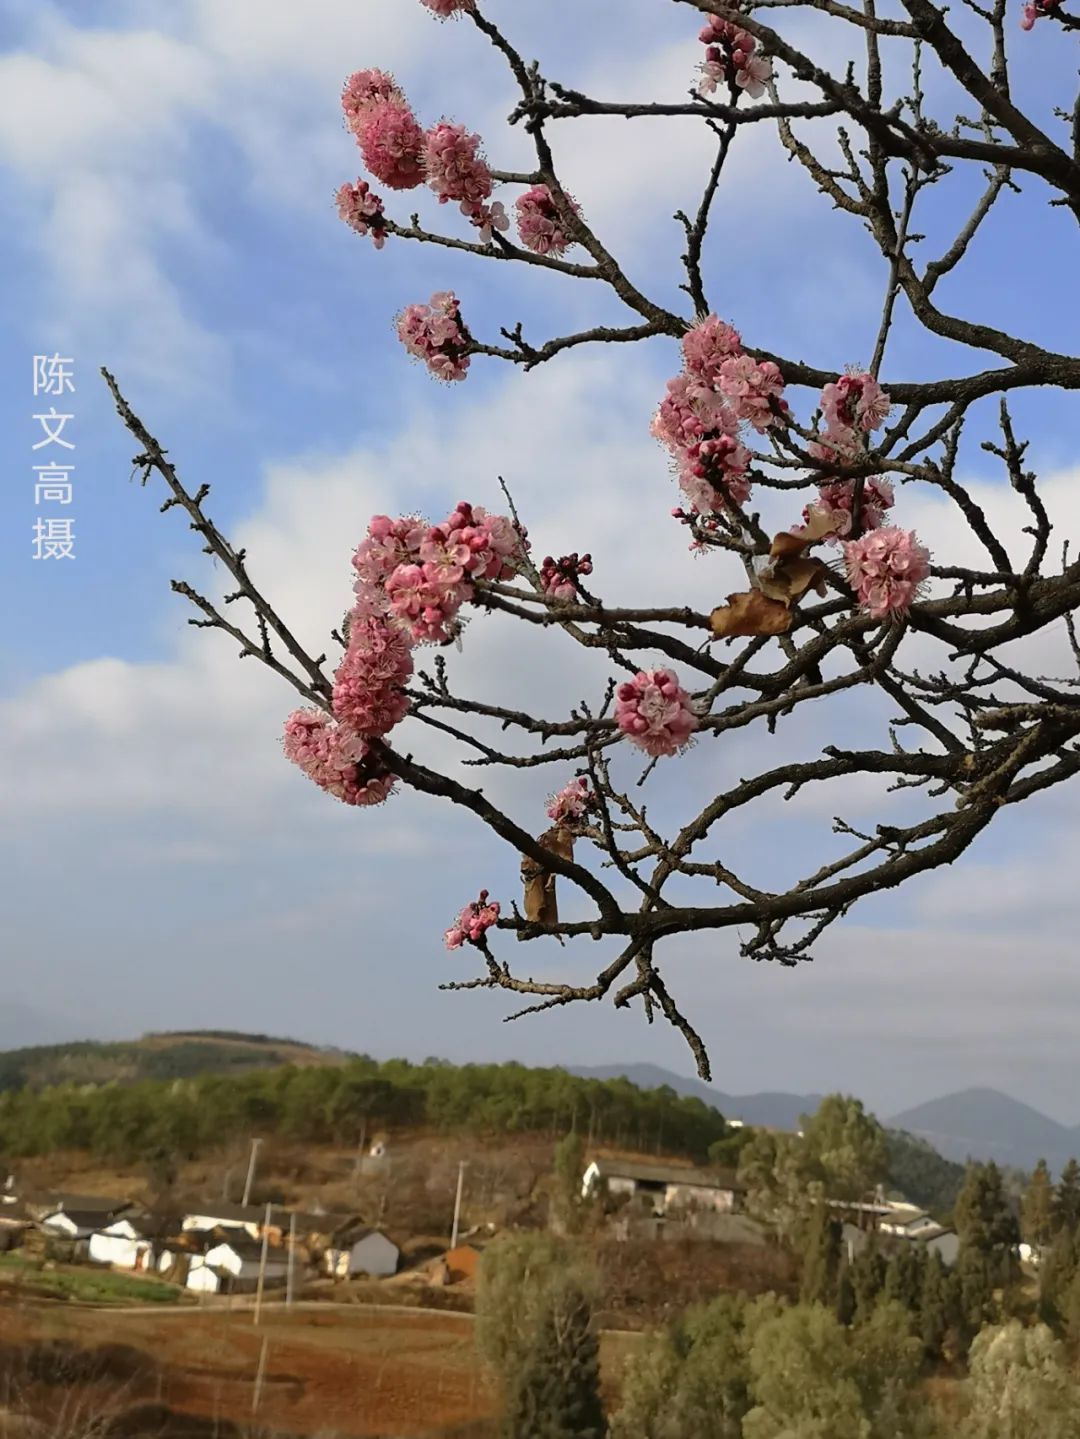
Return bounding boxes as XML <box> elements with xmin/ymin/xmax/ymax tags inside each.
<box><xmin>180</xmin><ymin>1203</ymin><xmax>267</xmax><ymax>1242</ymax></box>
<box><xmin>324</xmin><ymin>1228</ymin><xmax>399</xmax><ymax>1280</ymax></box>
<box><xmin>183</xmin><ymin>1236</ymin><xmax>289</xmax><ymax>1294</ymax></box>
<box><xmin>40</xmin><ymin>1209</ymin><xmax>111</xmax><ymax>1243</ymax></box>
<box><xmin>582</xmin><ymin>1159</ymin><xmax>743</xmax><ymax>1215</ymax></box>
<box><xmin>88</xmin><ymin>1213</ymin><xmax>175</xmax><ymax>1272</ymax></box>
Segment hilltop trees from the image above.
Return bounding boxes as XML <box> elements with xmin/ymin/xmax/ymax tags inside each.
<box><xmin>1023</xmin><ymin>1160</ymin><xmax>1055</xmax><ymax>1252</ymax></box>
<box><xmin>960</xmin><ymin>1322</ymin><xmax>1080</xmax><ymax>1439</ymax></box>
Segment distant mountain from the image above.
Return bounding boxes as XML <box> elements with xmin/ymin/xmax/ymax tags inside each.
<box><xmin>0</xmin><ymin>1030</ymin><xmax>351</xmax><ymax>1093</ymax></box>
<box><xmin>567</xmin><ymin>1062</ymin><xmax>824</xmax><ymax>1131</ymax></box>
<box><xmin>888</xmin><ymin>1088</ymin><xmax>1079</xmax><ymax>1177</ymax></box>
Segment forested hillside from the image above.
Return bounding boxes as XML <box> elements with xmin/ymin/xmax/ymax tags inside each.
<box><xmin>0</xmin><ymin>1031</ymin><xmax>346</xmax><ymax>1093</ymax></box>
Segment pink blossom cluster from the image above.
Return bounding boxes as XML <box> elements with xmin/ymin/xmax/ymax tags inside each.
<box><xmin>539</xmin><ymin>551</ymin><xmax>593</xmax><ymax>601</ymax></box>
<box><xmin>802</xmin><ymin>476</ymin><xmax>895</xmax><ymax>543</ymax></box>
<box><xmin>1021</xmin><ymin>0</ymin><xmax>1062</xmax><ymax>25</ymax></box>
<box><xmin>445</xmin><ymin>890</ymin><xmax>500</xmax><ymax>949</ymax></box>
<box><xmin>421</xmin><ymin>0</ymin><xmax>474</xmax><ymax>15</ymax></box>
<box><xmin>819</xmin><ymin>371</ymin><xmax>891</xmax><ymax>449</ymax></box>
<box><xmin>282</xmin><ymin>709</ymin><xmax>395</xmax><ymax>807</ymax></box>
<box><xmin>843</xmin><ymin>526</ymin><xmax>931</xmax><ymax>618</ymax></box>
<box><xmin>352</xmin><ymin>501</ymin><xmax>521</xmax><ymax>644</ymax></box>
<box><xmin>335</xmin><ymin>179</ymin><xmax>388</xmax><ymax>249</ymax></box>
<box><xmin>514</xmin><ymin>185</ymin><xmax>581</xmax><ymax>257</ymax></box>
<box><xmin>697</xmin><ymin>15</ymin><xmax>772</xmax><ymax>99</ymax></box>
<box><xmin>615</xmin><ymin>669</ymin><xmax>699</xmax><ymax>758</ymax></box>
<box><xmin>424</xmin><ymin>122</ymin><xmax>508</xmax><ymax>242</ymax></box>
<box><xmin>396</xmin><ymin>291</ymin><xmax>470</xmax><ymax>381</ymax></box>
<box><xmin>332</xmin><ymin>615</ymin><xmax>414</xmax><ymax>735</ymax></box>
<box><xmin>653</xmin><ymin>315</ymin><xmax>788</xmax><ymax>521</ymax></box>
<box><xmin>546</xmin><ymin>776</ymin><xmax>596</xmax><ymax>826</ymax></box>
<box><xmin>341</xmin><ymin>71</ymin><xmax>425</xmax><ymax>191</ymax></box>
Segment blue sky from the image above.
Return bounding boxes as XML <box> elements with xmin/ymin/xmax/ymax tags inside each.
<box><xmin>3</xmin><ymin>0</ymin><xmax>1080</xmax><ymax>1122</ymax></box>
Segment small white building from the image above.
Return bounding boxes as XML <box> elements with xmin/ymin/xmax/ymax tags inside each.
<box><xmin>181</xmin><ymin>1204</ymin><xmax>268</xmax><ymax>1241</ymax></box>
<box><xmin>87</xmin><ymin>1213</ymin><xmax>175</xmax><ymax>1271</ymax></box>
<box><xmin>581</xmin><ymin>1159</ymin><xmax>742</xmax><ymax>1215</ymax></box>
<box><xmin>185</xmin><ymin>1238</ymin><xmax>288</xmax><ymax>1294</ymax></box>
<box><xmin>324</xmin><ymin>1229</ymin><xmax>399</xmax><ymax>1280</ymax></box>
<box><xmin>40</xmin><ymin>1209</ymin><xmax>105</xmax><ymax>1242</ymax></box>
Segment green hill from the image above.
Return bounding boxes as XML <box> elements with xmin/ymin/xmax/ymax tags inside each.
<box><xmin>0</xmin><ymin>1031</ymin><xmax>350</xmax><ymax>1093</ymax></box>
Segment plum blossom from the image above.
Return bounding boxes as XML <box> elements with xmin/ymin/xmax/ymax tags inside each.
<box><xmin>353</xmin><ymin>99</ymin><xmax>426</xmax><ymax>190</ymax></box>
<box><xmin>342</xmin><ymin>69</ymin><xmax>402</xmax><ymax>133</ymax></box>
<box><xmin>282</xmin><ymin>709</ymin><xmax>395</xmax><ymax>806</ymax></box>
<box><xmin>335</xmin><ymin>180</ymin><xmax>387</xmax><ymax>249</ymax></box>
<box><xmin>651</xmin><ymin>374</ymin><xmax>738</xmax><ymax>454</ymax></box>
<box><xmin>821</xmin><ymin>371</ymin><xmax>891</xmax><ymax>439</ymax></box>
<box><xmin>445</xmin><ymin>890</ymin><xmax>500</xmax><ymax>949</ymax></box>
<box><xmin>386</xmin><ymin>562</ymin><xmax>468</xmax><ymax>643</ymax></box>
<box><xmin>439</xmin><ymin>500</ymin><xmax>521</xmax><ymax>581</ymax></box>
<box><xmin>680</xmin><ymin>433</ymin><xmax>751</xmax><ymax>512</ymax></box>
<box><xmin>803</xmin><ymin>476</ymin><xmax>895</xmax><ymax>542</ymax></box>
<box><xmin>332</xmin><ymin>615</ymin><xmax>414</xmax><ymax>736</ymax></box>
<box><xmin>421</xmin><ymin>0</ymin><xmax>474</xmax><ymax>14</ymax></box>
<box><xmin>1020</xmin><ymin>0</ymin><xmax>1061</xmax><ymax>24</ymax></box>
<box><xmin>540</xmin><ymin>552</ymin><xmax>593</xmax><ymax>601</ymax></box>
<box><xmin>697</xmin><ymin>17</ymin><xmax>772</xmax><ymax>99</ymax></box>
<box><xmin>352</xmin><ymin>514</ymin><xmax>427</xmax><ymax>617</ymax></box>
<box><xmin>546</xmin><ymin>776</ymin><xmax>595</xmax><ymax>825</ymax></box>
<box><xmin>424</xmin><ymin>122</ymin><xmax>508</xmax><ymax>240</ymax></box>
<box><xmin>844</xmin><ymin>526</ymin><xmax>931</xmax><ymax>618</ymax></box>
<box><xmin>515</xmin><ymin>185</ymin><xmax>581</xmax><ymax>257</ymax></box>
<box><xmin>718</xmin><ymin>354</ymin><xmax>788</xmax><ymax>431</ymax></box>
<box><xmin>396</xmin><ymin>291</ymin><xmax>470</xmax><ymax>380</ymax></box>
<box><xmin>615</xmin><ymin>669</ymin><xmax>699</xmax><ymax>757</ymax></box>
<box><xmin>681</xmin><ymin>315</ymin><xmax>743</xmax><ymax>387</ymax></box>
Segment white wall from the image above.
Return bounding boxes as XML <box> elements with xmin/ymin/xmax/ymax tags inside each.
<box><xmin>182</xmin><ymin>1214</ymin><xmax>260</xmax><ymax>1240</ymax></box>
<box><xmin>88</xmin><ymin>1232</ymin><xmax>151</xmax><ymax>1270</ymax></box>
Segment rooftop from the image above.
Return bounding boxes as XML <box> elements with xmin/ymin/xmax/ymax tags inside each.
<box><xmin>589</xmin><ymin>1159</ymin><xmax>743</xmax><ymax>1191</ymax></box>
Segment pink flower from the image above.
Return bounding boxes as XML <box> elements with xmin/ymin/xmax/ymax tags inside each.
<box><xmin>844</xmin><ymin>526</ymin><xmax>931</xmax><ymax>618</ymax></box>
<box><xmin>821</xmin><ymin>371</ymin><xmax>891</xmax><ymax>438</ymax></box>
<box><xmin>342</xmin><ymin>70</ymin><xmax>403</xmax><ymax>133</ymax></box>
<box><xmin>445</xmin><ymin>889</ymin><xmax>500</xmax><ymax>949</ymax></box>
<box><xmin>681</xmin><ymin>315</ymin><xmax>743</xmax><ymax>387</ymax></box>
<box><xmin>614</xmin><ymin>669</ymin><xmax>699</xmax><ymax>758</ymax></box>
<box><xmin>386</xmin><ymin>561</ymin><xmax>468</xmax><ymax>643</ymax></box>
<box><xmin>354</xmin><ymin>99</ymin><xmax>426</xmax><ymax>191</ymax></box>
<box><xmin>395</xmin><ymin>291</ymin><xmax>471</xmax><ymax>381</ymax></box>
<box><xmin>424</xmin><ymin>122</ymin><xmax>497</xmax><ymax>222</ymax></box>
<box><xmin>421</xmin><ymin>0</ymin><xmax>473</xmax><ymax>14</ymax></box>
<box><xmin>515</xmin><ymin>185</ymin><xmax>581</xmax><ymax>257</ymax></box>
<box><xmin>282</xmin><ymin>709</ymin><xmax>395</xmax><ymax>806</ymax></box>
<box><xmin>546</xmin><ymin>776</ymin><xmax>595</xmax><ymax>825</ymax></box>
<box><xmin>540</xmin><ymin>552</ymin><xmax>593</xmax><ymax>601</ymax></box>
<box><xmin>680</xmin><ymin>432</ymin><xmax>751</xmax><ymax>511</ymax></box>
<box><xmin>802</xmin><ymin>477</ymin><xmax>895</xmax><ymax>542</ymax></box>
<box><xmin>1020</xmin><ymin>0</ymin><xmax>1061</xmax><ymax>24</ymax></box>
<box><xmin>651</xmin><ymin>374</ymin><xmax>738</xmax><ymax>454</ymax></box>
<box><xmin>696</xmin><ymin>22</ymin><xmax>772</xmax><ymax>99</ymax></box>
<box><xmin>352</xmin><ymin>514</ymin><xmax>427</xmax><ymax>601</ymax></box>
<box><xmin>335</xmin><ymin>179</ymin><xmax>388</xmax><ymax>249</ymax></box>
<box><xmin>718</xmin><ymin>353</ymin><xmax>788</xmax><ymax>431</ymax></box>
<box><xmin>332</xmin><ymin>615</ymin><xmax>414</xmax><ymax>736</ymax></box>
<box><xmin>441</xmin><ymin>501</ymin><xmax>521</xmax><ymax>581</ymax></box>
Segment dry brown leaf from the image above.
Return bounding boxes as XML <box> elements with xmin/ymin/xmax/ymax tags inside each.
<box><xmin>757</xmin><ymin>556</ymin><xmax>829</xmax><ymax>604</ymax></box>
<box><xmin>521</xmin><ymin>825</ymin><xmax>575</xmax><ymax>925</ymax></box>
<box><xmin>769</xmin><ymin>530</ymin><xmax>811</xmax><ymax>562</ymax></box>
<box><xmin>710</xmin><ymin>591</ymin><xmax>794</xmax><ymax>638</ymax></box>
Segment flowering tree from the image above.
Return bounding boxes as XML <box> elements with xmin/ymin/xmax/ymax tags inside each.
<box><xmin>106</xmin><ymin>0</ymin><xmax>1080</xmax><ymax>1078</ymax></box>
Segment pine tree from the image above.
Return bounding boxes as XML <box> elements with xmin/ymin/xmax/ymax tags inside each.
<box><xmin>800</xmin><ymin>1199</ymin><xmax>842</xmax><ymax>1305</ymax></box>
<box><xmin>552</xmin><ymin>1130</ymin><xmax>587</xmax><ymax>1236</ymax></box>
<box><xmin>883</xmin><ymin>1244</ymin><xmax>926</xmax><ymax>1318</ymax></box>
<box><xmin>851</xmin><ymin>1239</ymin><xmax>888</xmax><ymax>1322</ymax></box>
<box><xmin>955</xmin><ymin>1161</ymin><xmax>1020</xmax><ymax>1289</ymax></box>
<box><xmin>1023</xmin><ymin>1160</ymin><xmax>1055</xmax><ymax>1251</ymax></box>
<box><xmin>501</xmin><ymin>1289</ymin><xmax>606</xmax><ymax>1439</ymax></box>
<box><xmin>920</xmin><ymin>1251</ymin><xmax>951</xmax><ymax>1361</ymax></box>
<box><xmin>835</xmin><ymin>1263</ymin><xmax>857</xmax><ymax>1327</ymax></box>
<box><xmin>956</xmin><ymin>1242</ymin><xmax>995</xmax><ymax>1345</ymax></box>
<box><xmin>1038</xmin><ymin>1225</ymin><xmax>1079</xmax><ymax>1329</ymax></box>
<box><xmin>1054</xmin><ymin>1159</ymin><xmax>1080</xmax><ymax>1235</ymax></box>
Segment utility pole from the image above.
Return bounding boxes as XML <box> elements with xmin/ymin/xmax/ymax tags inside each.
<box><xmin>251</xmin><ymin>1335</ymin><xmax>269</xmax><ymax>1415</ymax></box>
<box><xmin>286</xmin><ymin>1213</ymin><xmax>296</xmax><ymax>1309</ymax></box>
<box><xmin>253</xmin><ymin>1202</ymin><xmax>272</xmax><ymax>1327</ymax></box>
<box><xmin>221</xmin><ymin>1167</ymin><xmax>233</xmax><ymax>1202</ymax></box>
<box><xmin>450</xmin><ymin>1161</ymin><xmax>466</xmax><ymax>1251</ymax></box>
<box><xmin>241</xmin><ymin>1138</ymin><xmax>263</xmax><ymax>1208</ymax></box>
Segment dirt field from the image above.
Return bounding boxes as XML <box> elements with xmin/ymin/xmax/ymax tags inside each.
<box><xmin>0</xmin><ymin>1300</ymin><xmax>640</xmax><ymax>1439</ymax></box>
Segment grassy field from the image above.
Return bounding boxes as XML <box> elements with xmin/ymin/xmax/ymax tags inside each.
<box><xmin>0</xmin><ymin>1252</ymin><xmax>181</xmax><ymax>1305</ymax></box>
